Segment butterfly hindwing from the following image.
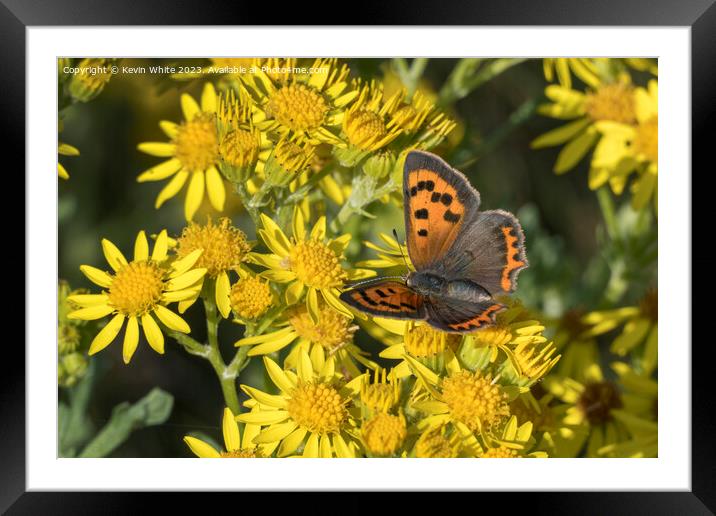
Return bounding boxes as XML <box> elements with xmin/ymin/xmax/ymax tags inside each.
<box><xmin>404</xmin><ymin>151</ymin><xmax>481</xmax><ymax>271</ymax></box>
<box><xmin>425</xmin><ymin>297</ymin><xmax>505</xmax><ymax>333</ymax></box>
<box><xmin>439</xmin><ymin>209</ymin><xmax>528</xmax><ymax>296</ymax></box>
<box><xmin>340</xmin><ymin>280</ymin><xmax>426</xmax><ymax>320</ymax></box>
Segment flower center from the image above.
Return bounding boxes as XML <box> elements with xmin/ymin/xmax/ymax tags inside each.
<box><xmin>415</xmin><ymin>427</ymin><xmax>458</xmax><ymax>458</ymax></box>
<box><xmin>108</xmin><ymin>261</ymin><xmax>165</xmax><ymax>316</ymax></box>
<box><xmin>470</xmin><ymin>325</ymin><xmax>513</xmax><ymax>348</ymax></box>
<box><xmin>441</xmin><ymin>371</ymin><xmax>510</xmax><ymax>432</ymax></box>
<box><xmin>584</xmin><ymin>84</ymin><xmax>636</xmax><ymax>124</ymax></box>
<box><xmin>345</xmin><ymin>109</ymin><xmax>387</xmax><ymax>149</ymax></box>
<box><xmin>220</xmin><ymin>129</ymin><xmax>259</xmax><ymax>168</ymax></box>
<box><xmin>287</xmin><ymin>381</ymin><xmax>348</xmax><ymax>434</ymax></box>
<box><xmin>362</xmin><ymin>413</ymin><xmax>407</xmax><ymax>456</ymax></box>
<box><xmin>404</xmin><ymin>324</ymin><xmax>461</xmax><ymax>358</ymax></box>
<box><xmin>176</xmin><ymin>218</ymin><xmax>251</xmax><ymax>277</ymax></box>
<box><xmin>288</xmin><ymin>304</ymin><xmax>353</xmax><ymax>349</ymax></box>
<box><xmin>633</xmin><ymin>116</ymin><xmax>658</xmax><ymax>163</ymax></box>
<box><xmin>361</xmin><ymin>384</ymin><xmax>399</xmax><ymax>413</ymax></box>
<box><xmin>230</xmin><ymin>277</ymin><xmax>273</xmax><ymax>320</ymax></box>
<box><xmin>481</xmin><ymin>445</ymin><xmax>519</xmax><ymax>458</ymax></box>
<box><xmin>577</xmin><ymin>381</ymin><xmax>623</xmax><ymax>425</ymax></box>
<box><xmin>173</xmin><ymin>113</ymin><xmax>219</xmax><ymax>172</ymax></box>
<box><xmin>267</xmin><ymin>83</ymin><xmax>328</xmax><ymax>132</ymax></box>
<box><xmin>289</xmin><ymin>239</ymin><xmax>347</xmax><ymax>289</ymax></box>
<box><xmin>392</xmin><ymin>104</ymin><xmax>419</xmax><ymax>132</ymax></box>
<box><xmin>561</xmin><ymin>308</ymin><xmax>589</xmax><ymax>338</ymax></box>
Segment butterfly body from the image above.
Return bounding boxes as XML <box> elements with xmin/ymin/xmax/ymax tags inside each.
<box><xmin>340</xmin><ymin>150</ymin><xmax>528</xmax><ymax>333</ymax></box>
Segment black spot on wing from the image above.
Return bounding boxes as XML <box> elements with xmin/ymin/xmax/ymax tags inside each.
<box><xmin>425</xmin><ymin>180</ymin><xmax>435</xmax><ymax>191</ymax></box>
<box><xmin>417</xmin><ymin>229</ymin><xmax>428</xmax><ymax>237</ymax></box>
<box><xmin>415</xmin><ymin>209</ymin><xmax>429</xmax><ymax>220</ymax></box>
<box><xmin>444</xmin><ymin>210</ymin><xmax>461</xmax><ymax>223</ymax></box>
<box><xmin>440</xmin><ymin>193</ymin><xmax>453</xmax><ymax>206</ymax></box>
<box><xmin>431</xmin><ymin>192</ymin><xmax>441</xmax><ymax>203</ymax></box>
<box><xmin>375</xmin><ymin>289</ymin><xmax>389</xmax><ymax>298</ymax></box>
<box><xmin>410</xmin><ymin>186</ymin><xmax>418</xmax><ymax>197</ymax></box>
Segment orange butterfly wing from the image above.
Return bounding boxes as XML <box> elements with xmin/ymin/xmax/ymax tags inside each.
<box><xmin>339</xmin><ymin>280</ymin><xmax>426</xmax><ymax>320</ymax></box>
<box><xmin>404</xmin><ymin>151</ymin><xmax>481</xmax><ymax>271</ymax></box>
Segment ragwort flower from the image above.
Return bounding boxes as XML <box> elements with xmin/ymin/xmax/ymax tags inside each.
<box><xmin>67</xmin><ymin>230</ymin><xmax>206</xmax><ymax>363</ymax></box>
<box><xmin>184</xmin><ymin>407</ymin><xmax>266</xmax><ymax>458</ymax></box>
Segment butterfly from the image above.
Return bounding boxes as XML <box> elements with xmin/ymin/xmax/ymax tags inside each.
<box><xmin>339</xmin><ymin>150</ymin><xmax>528</xmax><ymax>333</ymax></box>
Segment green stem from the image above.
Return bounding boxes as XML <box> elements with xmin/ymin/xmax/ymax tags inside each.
<box><xmin>234</xmin><ymin>182</ymin><xmax>262</xmax><ymax>227</ymax></box>
<box><xmin>596</xmin><ymin>186</ymin><xmax>619</xmax><ymax>241</ymax></box>
<box><xmin>203</xmin><ymin>298</ymin><xmax>241</xmax><ymax>415</ymax></box>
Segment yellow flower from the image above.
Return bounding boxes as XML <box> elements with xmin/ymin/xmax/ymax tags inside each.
<box><xmin>174</xmin><ymin>217</ymin><xmax>252</xmax><ymax>317</ymax></box>
<box><xmin>361</xmin><ymin>411</ymin><xmax>407</xmax><ymax>457</ymax></box>
<box><xmin>377</xmin><ymin>319</ymin><xmax>462</xmax><ymax>378</ymax></box>
<box><xmin>582</xmin><ymin>288</ymin><xmax>658</xmax><ymax>376</ymax></box>
<box><xmin>235</xmin><ymin>300</ymin><xmax>375</xmax><ymax>378</ymax></box>
<box><xmin>589</xmin><ymin>80</ymin><xmax>658</xmax><ymax>212</ymax></box>
<box><xmin>413</xmin><ymin>425</ymin><xmax>469</xmax><ymax>458</ymax></box>
<box><xmin>531</xmin><ymin>76</ymin><xmax>635</xmax><ymax>175</ymax></box>
<box><xmin>550</xmin><ymin>308</ymin><xmax>599</xmax><ymax>382</ymax></box>
<box><xmin>459</xmin><ymin>299</ymin><xmax>559</xmax><ymax>386</ymax></box>
<box><xmin>184</xmin><ymin>407</ymin><xmax>266</xmax><ymax>458</ymax></box>
<box><xmin>477</xmin><ymin>415</ymin><xmax>547</xmax><ymax>458</ymax></box>
<box><xmin>137</xmin><ymin>83</ymin><xmax>226</xmax><ymax>221</ymax></box>
<box><xmin>407</xmin><ymin>355</ymin><xmax>522</xmax><ymax>443</ymax></box>
<box><xmin>67</xmin><ymin>230</ymin><xmax>206</xmax><ymax>364</ymax></box>
<box><xmin>543</xmin><ymin>363</ymin><xmax>628</xmax><ymax>457</ymax></box>
<box><xmin>242</xmin><ymin>58</ymin><xmax>358</xmax><ymax>146</ymax></box>
<box><xmin>237</xmin><ymin>352</ymin><xmax>364</xmax><ymax>457</ymax></box>
<box><xmin>542</xmin><ymin>58</ymin><xmax>604</xmax><ymax>90</ymax></box>
<box><xmin>67</xmin><ymin>58</ymin><xmax>113</xmax><ymax>102</ymax></box>
<box><xmin>229</xmin><ymin>275</ymin><xmax>274</xmax><ymax>321</ymax></box>
<box><xmin>360</xmin><ymin>367</ymin><xmax>402</xmax><ymax>414</ymax></box>
<box><xmin>58</xmin><ymin>142</ymin><xmax>79</xmax><ymax>180</ymax></box>
<box><xmin>249</xmin><ymin>207</ymin><xmax>374</xmax><ymax>320</ymax></box>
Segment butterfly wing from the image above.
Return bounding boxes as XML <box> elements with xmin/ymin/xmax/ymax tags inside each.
<box><xmin>439</xmin><ymin>209</ymin><xmax>528</xmax><ymax>296</ymax></box>
<box><xmin>404</xmin><ymin>150</ymin><xmax>481</xmax><ymax>271</ymax></box>
<box><xmin>340</xmin><ymin>279</ymin><xmax>427</xmax><ymax>320</ymax></box>
<box><xmin>425</xmin><ymin>297</ymin><xmax>505</xmax><ymax>333</ymax></box>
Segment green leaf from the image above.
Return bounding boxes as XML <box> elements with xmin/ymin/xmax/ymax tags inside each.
<box><xmin>78</xmin><ymin>388</ymin><xmax>174</xmax><ymax>458</ymax></box>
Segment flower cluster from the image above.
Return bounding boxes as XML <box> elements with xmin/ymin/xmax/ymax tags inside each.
<box><xmin>534</xmin><ymin>59</ymin><xmax>658</xmax><ymax>213</ymax></box>
<box><xmin>60</xmin><ymin>57</ymin><xmax>658</xmax><ymax>460</ymax></box>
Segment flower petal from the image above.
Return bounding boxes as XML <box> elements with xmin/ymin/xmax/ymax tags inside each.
<box><xmin>277</xmin><ymin>427</ymin><xmax>307</xmax><ymax>457</ymax></box>
<box><xmin>247</xmin><ymin>332</ymin><xmax>298</xmax><ymax>356</ymax></box>
<box><xmin>153</xmin><ymin>305</ymin><xmax>191</xmax><ymax>333</ymax></box>
<box><xmin>205</xmin><ymin>166</ymin><xmax>225</xmax><ymax>211</ymax></box>
<box><xmin>134</xmin><ymin>231</ymin><xmax>149</xmax><ymax>261</ymax></box>
<box><xmin>122</xmin><ymin>316</ymin><xmax>140</xmax><ymax>364</ymax></box>
<box><xmin>240</xmin><ymin>385</ymin><xmax>288</xmax><ymax>409</ymax></box>
<box><xmin>155</xmin><ymin>170</ymin><xmax>189</xmax><ymax>209</ymax></box>
<box><xmin>310</xmin><ymin>216</ymin><xmax>326</xmax><ymax>241</ymax></box>
<box><xmin>79</xmin><ymin>264</ymin><xmax>114</xmax><ymax>288</ymax></box>
<box><xmin>263</xmin><ymin>356</ymin><xmax>297</xmax><ymax>394</ymax></box>
<box><xmin>88</xmin><ymin>313</ymin><xmax>125</xmax><ymax>355</ymax></box>
<box><xmin>215</xmin><ymin>271</ymin><xmax>231</xmax><ymax>318</ymax></box>
<box><xmin>235</xmin><ymin>326</ymin><xmax>293</xmax><ymax>346</ymax></box>
<box><xmin>152</xmin><ymin>229</ymin><xmax>169</xmax><ymax>262</ymax></box>
<box><xmin>306</xmin><ymin>287</ymin><xmax>320</xmax><ymax>324</ymax></box>
<box><xmin>66</xmin><ymin>294</ymin><xmax>109</xmax><ymax>307</ymax></box>
<box><xmin>258</xmin><ymin>269</ymin><xmax>296</xmax><ymax>283</ymax></box>
<box><xmin>167</xmin><ymin>267</ymin><xmax>207</xmax><ymax>291</ymax></box>
<box><xmin>159</xmin><ymin>121</ymin><xmax>179</xmax><ymax>139</ymax></box>
<box><xmin>285</xmin><ymin>280</ymin><xmax>304</xmax><ymax>305</ymax></box>
<box><xmin>184</xmin><ymin>171</ymin><xmax>205</xmax><ymax>221</ymax></box>
<box><xmin>237</xmin><ymin>410</ymin><xmax>290</xmax><ymax>425</ymax></box>
<box><xmin>181</xmin><ymin>93</ymin><xmax>200</xmax><ymax>121</ymax></box>
<box><xmin>101</xmin><ymin>239</ymin><xmax>128</xmax><ymax>272</ymax></box>
<box><xmin>201</xmin><ymin>83</ymin><xmax>217</xmax><ymax>113</ymax></box>
<box><xmin>253</xmin><ymin>421</ymin><xmax>297</xmax><ymax>444</ymax></box>
<box><xmin>137</xmin><ymin>158</ymin><xmax>182</xmax><ymax>183</ymax></box>
<box><xmin>170</xmin><ymin>248</ymin><xmax>203</xmax><ymax>278</ymax></box>
<box><xmin>258</xmin><ymin>214</ymin><xmax>291</xmax><ymax>257</ymax></box>
<box><xmin>137</xmin><ymin>142</ymin><xmax>176</xmax><ymax>157</ymax></box>
<box><xmin>141</xmin><ymin>313</ymin><xmax>165</xmax><ymax>354</ymax></box>
<box><xmin>183</xmin><ymin>436</ymin><xmax>220</xmax><ymax>458</ymax></box>
<box><xmin>67</xmin><ymin>304</ymin><xmax>115</xmax><ymax>321</ymax></box>
<box><xmin>303</xmin><ymin>433</ymin><xmax>319</xmax><ymax>457</ymax></box>
<box><xmin>222</xmin><ymin>407</ymin><xmax>241</xmax><ymax>452</ymax></box>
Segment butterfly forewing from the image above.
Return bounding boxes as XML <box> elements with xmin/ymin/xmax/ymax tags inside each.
<box><xmin>339</xmin><ymin>280</ymin><xmax>426</xmax><ymax>320</ymax></box>
<box><xmin>404</xmin><ymin>151</ymin><xmax>481</xmax><ymax>271</ymax></box>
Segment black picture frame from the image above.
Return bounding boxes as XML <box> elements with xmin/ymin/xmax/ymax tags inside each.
<box><xmin>6</xmin><ymin>0</ymin><xmax>710</xmax><ymax>511</ymax></box>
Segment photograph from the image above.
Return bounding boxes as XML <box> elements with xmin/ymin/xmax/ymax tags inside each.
<box><xmin>56</xmin><ymin>56</ymin><xmax>659</xmax><ymax>460</ymax></box>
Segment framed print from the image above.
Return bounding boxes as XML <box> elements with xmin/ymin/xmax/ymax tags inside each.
<box><xmin>5</xmin><ymin>0</ymin><xmax>712</xmax><ymax>511</ymax></box>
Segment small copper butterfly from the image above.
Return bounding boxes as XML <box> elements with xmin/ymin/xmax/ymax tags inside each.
<box><xmin>340</xmin><ymin>150</ymin><xmax>528</xmax><ymax>333</ymax></box>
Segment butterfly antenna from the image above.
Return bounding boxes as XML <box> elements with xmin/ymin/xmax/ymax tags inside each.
<box><xmin>392</xmin><ymin>228</ymin><xmax>411</xmax><ymax>280</ymax></box>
